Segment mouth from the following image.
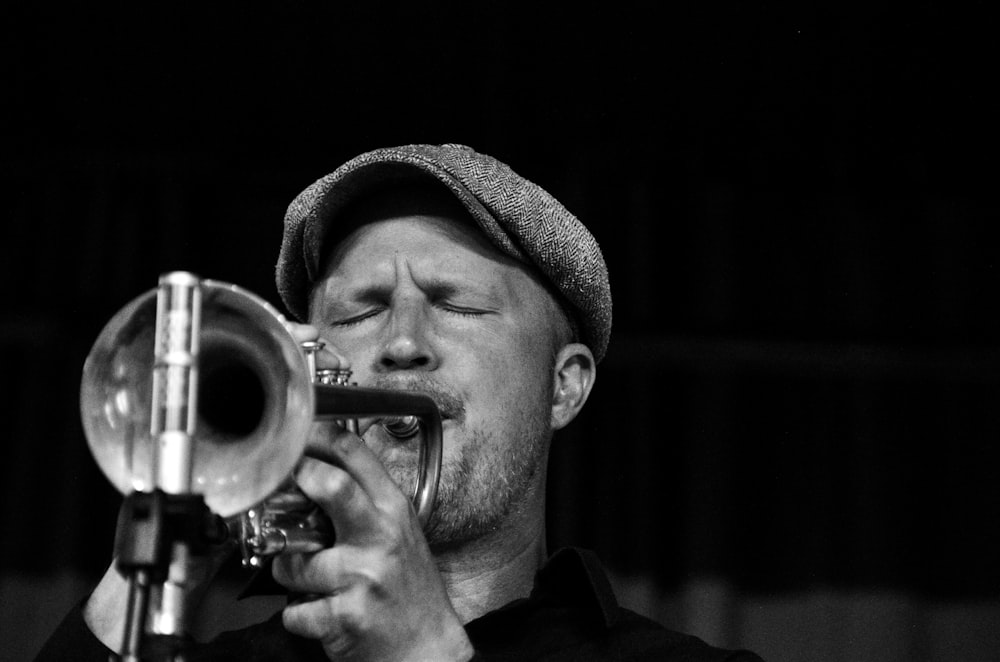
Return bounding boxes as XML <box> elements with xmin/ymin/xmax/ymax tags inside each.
<box><xmin>369</xmin><ymin>376</ymin><xmax>466</xmax><ymax>425</ymax></box>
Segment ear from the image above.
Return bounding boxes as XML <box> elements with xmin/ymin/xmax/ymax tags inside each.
<box><xmin>550</xmin><ymin>343</ymin><xmax>597</xmax><ymax>430</ymax></box>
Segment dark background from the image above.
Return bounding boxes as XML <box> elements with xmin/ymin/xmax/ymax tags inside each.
<box><xmin>2</xmin><ymin>3</ymin><xmax>998</xmax><ymax>661</ymax></box>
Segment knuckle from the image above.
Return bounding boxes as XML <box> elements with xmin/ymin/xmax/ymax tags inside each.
<box><xmin>320</xmin><ymin>467</ymin><xmax>354</xmax><ymax>495</ymax></box>
<box><xmin>379</xmin><ymin>490</ymin><xmax>418</xmax><ymax>530</ymax></box>
<box><xmin>325</xmin><ymin>597</ymin><xmax>367</xmax><ymax>635</ymax></box>
<box><xmin>371</xmin><ymin>520</ymin><xmax>416</xmax><ymax>568</ymax></box>
<box><xmin>296</xmin><ymin>461</ymin><xmax>352</xmax><ymax>498</ymax></box>
<box><xmin>285</xmin><ymin>596</ymin><xmax>366</xmax><ymax>656</ymax></box>
<box><xmin>379</xmin><ymin>518</ymin><xmax>408</xmax><ymax>552</ymax></box>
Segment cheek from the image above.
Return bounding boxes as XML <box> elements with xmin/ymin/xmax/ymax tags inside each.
<box><xmin>462</xmin><ymin>332</ymin><xmax>554</xmax><ymax>424</ymax></box>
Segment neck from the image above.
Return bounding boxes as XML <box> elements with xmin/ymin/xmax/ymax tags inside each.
<box><xmin>433</xmin><ymin>485</ymin><xmax>548</xmax><ymax>623</ymax></box>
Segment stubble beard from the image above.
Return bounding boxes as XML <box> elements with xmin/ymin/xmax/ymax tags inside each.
<box><xmin>378</xmin><ymin>414</ymin><xmax>551</xmax><ymax>552</ymax></box>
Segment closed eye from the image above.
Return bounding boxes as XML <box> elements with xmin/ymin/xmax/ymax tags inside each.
<box><xmin>330</xmin><ymin>307</ymin><xmax>386</xmax><ymax>328</ymax></box>
<box><xmin>438</xmin><ymin>302</ymin><xmax>494</xmax><ymax>318</ymax></box>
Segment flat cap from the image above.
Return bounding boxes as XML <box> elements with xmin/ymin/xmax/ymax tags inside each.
<box><xmin>276</xmin><ymin>143</ymin><xmax>612</xmax><ymax>362</ymax></box>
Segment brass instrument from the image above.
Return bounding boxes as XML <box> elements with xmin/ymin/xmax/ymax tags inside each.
<box><xmin>80</xmin><ymin>273</ymin><xmax>443</xmax><ymax>567</ymax></box>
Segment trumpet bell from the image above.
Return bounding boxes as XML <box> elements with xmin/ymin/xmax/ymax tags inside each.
<box><xmin>81</xmin><ymin>281</ymin><xmax>314</xmax><ymax>517</ymax></box>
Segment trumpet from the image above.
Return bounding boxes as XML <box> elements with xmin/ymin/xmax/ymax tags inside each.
<box><xmin>80</xmin><ymin>272</ymin><xmax>443</xmax><ymax>567</ymax></box>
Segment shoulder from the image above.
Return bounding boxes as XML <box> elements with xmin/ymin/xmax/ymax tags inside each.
<box><xmin>492</xmin><ymin>547</ymin><xmax>765</xmax><ymax>662</ymax></box>
<box><xmin>604</xmin><ymin>606</ymin><xmax>765</xmax><ymax>661</ymax></box>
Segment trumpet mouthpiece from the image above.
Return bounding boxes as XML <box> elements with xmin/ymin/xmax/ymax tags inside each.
<box><xmin>382</xmin><ymin>416</ymin><xmax>420</xmax><ymax>438</ymax></box>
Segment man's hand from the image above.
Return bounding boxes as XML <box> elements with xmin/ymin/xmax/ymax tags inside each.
<box><xmin>274</xmin><ymin>323</ymin><xmax>474</xmax><ymax>661</ymax></box>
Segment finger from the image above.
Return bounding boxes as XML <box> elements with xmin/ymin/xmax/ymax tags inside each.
<box><xmin>287</xmin><ymin>322</ymin><xmax>320</xmax><ymax>344</ymax></box>
<box><xmin>312</xmin><ymin>340</ymin><xmax>351</xmax><ymax>373</ymax></box>
<box><xmin>287</xmin><ymin>322</ymin><xmax>352</xmax><ymax>372</ymax></box>
<box><xmin>281</xmin><ymin>587</ymin><xmax>366</xmax><ymax>655</ymax></box>
<box><xmin>295</xmin><ymin>452</ymin><xmax>380</xmax><ymax>538</ymax></box>
<box><xmin>305</xmin><ymin>417</ymin><xmax>380</xmax><ymax>464</ymax></box>
<box><xmin>307</xmin><ymin>429</ymin><xmax>413</xmax><ymax>521</ymax></box>
<box><xmin>271</xmin><ymin>543</ymin><xmax>370</xmax><ymax>596</ymax></box>
<box><xmin>304</xmin><ymin>402</ymin><xmax>378</xmax><ymax>465</ymax></box>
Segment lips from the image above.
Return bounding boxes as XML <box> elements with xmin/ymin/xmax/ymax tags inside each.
<box><xmin>370</xmin><ymin>375</ymin><xmax>465</xmax><ymax>425</ymax></box>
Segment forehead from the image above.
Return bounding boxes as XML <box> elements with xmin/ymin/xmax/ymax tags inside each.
<box><xmin>324</xmin><ymin>213</ymin><xmax>521</xmax><ymax>276</ymax></box>
<box><xmin>315</xmin><ymin>182</ymin><xmax>531</xmax><ymax>283</ymax></box>
<box><xmin>316</xmin><ymin>180</ymin><xmax>478</xmax><ymax>266</ymax></box>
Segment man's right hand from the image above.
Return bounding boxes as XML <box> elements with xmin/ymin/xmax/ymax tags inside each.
<box><xmin>274</xmin><ymin>322</ymin><xmax>474</xmax><ymax>661</ymax></box>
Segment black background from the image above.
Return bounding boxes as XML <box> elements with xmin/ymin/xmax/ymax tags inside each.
<box><xmin>2</xmin><ymin>0</ymin><xmax>998</xmax><ymax>636</ymax></box>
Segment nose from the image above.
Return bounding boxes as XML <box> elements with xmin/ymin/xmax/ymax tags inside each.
<box><xmin>376</xmin><ymin>298</ymin><xmax>438</xmax><ymax>372</ymax></box>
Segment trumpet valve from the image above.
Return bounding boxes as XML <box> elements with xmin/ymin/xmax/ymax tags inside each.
<box><xmin>315</xmin><ymin>368</ymin><xmax>353</xmax><ymax>386</ymax></box>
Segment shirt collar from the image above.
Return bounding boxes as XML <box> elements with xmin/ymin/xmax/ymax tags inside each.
<box><xmin>529</xmin><ymin>546</ymin><xmax>622</xmax><ymax>628</ymax></box>
<box><xmin>465</xmin><ymin>546</ymin><xmax>622</xmax><ymax>630</ymax></box>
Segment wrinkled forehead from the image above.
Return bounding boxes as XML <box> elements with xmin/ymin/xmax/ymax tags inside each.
<box><xmin>320</xmin><ymin>185</ymin><xmax>521</xmax><ymax>277</ymax></box>
<box><xmin>314</xmin><ymin>218</ymin><xmax>539</xmax><ymax>323</ymax></box>
<box><xmin>316</xmin><ymin>181</ymin><xmax>482</xmax><ymax>268</ymax></box>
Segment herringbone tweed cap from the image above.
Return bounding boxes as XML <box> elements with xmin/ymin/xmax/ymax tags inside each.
<box><xmin>277</xmin><ymin>143</ymin><xmax>612</xmax><ymax>362</ymax></box>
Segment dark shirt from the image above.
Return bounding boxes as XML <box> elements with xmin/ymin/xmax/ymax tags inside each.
<box><xmin>36</xmin><ymin>548</ymin><xmax>763</xmax><ymax>661</ymax></box>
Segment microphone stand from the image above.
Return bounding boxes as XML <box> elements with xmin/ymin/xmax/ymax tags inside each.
<box><xmin>113</xmin><ymin>272</ymin><xmax>214</xmax><ymax>662</ymax></box>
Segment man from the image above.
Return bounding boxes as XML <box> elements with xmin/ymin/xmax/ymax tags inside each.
<box><xmin>38</xmin><ymin>143</ymin><xmax>763</xmax><ymax>661</ymax></box>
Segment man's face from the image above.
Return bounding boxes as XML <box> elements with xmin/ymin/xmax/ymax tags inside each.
<box><xmin>308</xmin><ymin>211</ymin><xmax>566</xmax><ymax>548</ymax></box>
